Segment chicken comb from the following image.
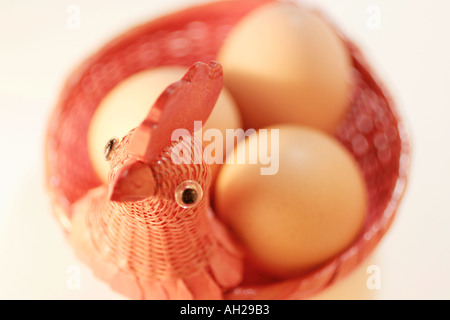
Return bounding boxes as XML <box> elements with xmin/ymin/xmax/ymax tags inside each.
<box><xmin>127</xmin><ymin>61</ymin><xmax>223</xmax><ymax>162</ymax></box>
<box><xmin>109</xmin><ymin>61</ymin><xmax>223</xmax><ymax>202</ymax></box>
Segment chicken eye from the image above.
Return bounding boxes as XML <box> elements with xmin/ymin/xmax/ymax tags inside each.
<box><xmin>175</xmin><ymin>180</ymin><xmax>203</xmax><ymax>209</ymax></box>
<box><xmin>104</xmin><ymin>137</ymin><xmax>119</xmax><ymax>161</ymax></box>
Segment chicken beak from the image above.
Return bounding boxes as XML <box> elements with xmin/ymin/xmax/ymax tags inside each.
<box><xmin>108</xmin><ymin>160</ymin><xmax>156</xmax><ymax>202</ymax></box>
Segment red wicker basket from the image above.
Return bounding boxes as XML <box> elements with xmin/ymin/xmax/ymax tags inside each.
<box><xmin>45</xmin><ymin>0</ymin><xmax>409</xmax><ymax>299</ymax></box>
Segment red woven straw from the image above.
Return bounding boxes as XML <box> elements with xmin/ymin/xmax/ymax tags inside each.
<box><xmin>45</xmin><ymin>0</ymin><xmax>409</xmax><ymax>299</ymax></box>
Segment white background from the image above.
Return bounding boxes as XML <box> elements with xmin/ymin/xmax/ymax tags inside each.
<box><xmin>0</xmin><ymin>0</ymin><xmax>449</xmax><ymax>299</ymax></box>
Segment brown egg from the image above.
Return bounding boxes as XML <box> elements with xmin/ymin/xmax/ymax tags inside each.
<box><xmin>214</xmin><ymin>125</ymin><xmax>367</xmax><ymax>277</ymax></box>
<box><xmin>88</xmin><ymin>66</ymin><xmax>242</xmax><ymax>182</ymax></box>
<box><xmin>217</xmin><ymin>3</ymin><xmax>352</xmax><ymax>132</ymax></box>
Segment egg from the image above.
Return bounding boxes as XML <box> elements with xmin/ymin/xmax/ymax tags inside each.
<box><xmin>217</xmin><ymin>3</ymin><xmax>352</xmax><ymax>132</ymax></box>
<box><xmin>88</xmin><ymin>66</ymin><xmax>243</xmax><ymax>182</ymax></box>
<box><xmin>214</xmin><ymin>125</ymin><xmax>367</xmax><ymax>278</ymax></box>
